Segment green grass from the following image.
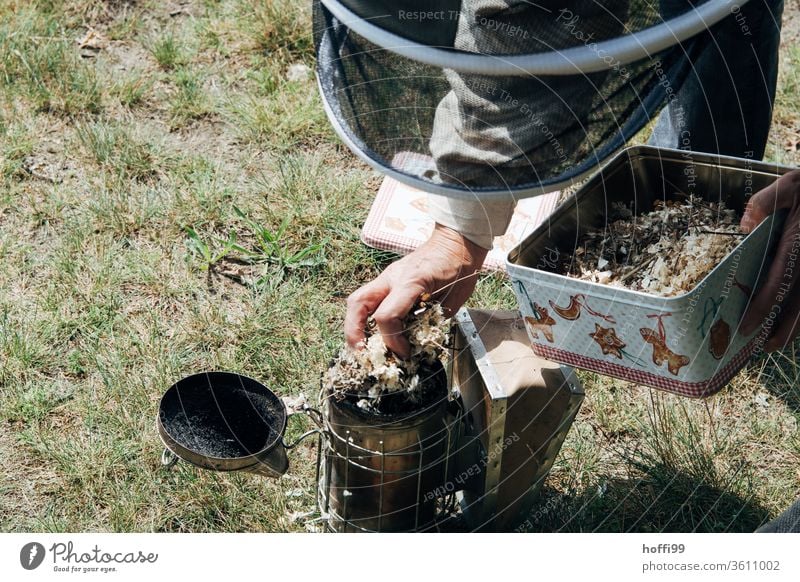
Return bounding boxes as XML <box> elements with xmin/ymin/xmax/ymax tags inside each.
<box><xmin>0</xmin><ymin>7</ymin><xmax>103</xmax><ymax>115</ymax></box>
<box><xmin>75</xmin><ymin>119</ymin><xmax>162</xmax><ymax>182</ymax></box>
<box><xmin>769</xmin><ymin>41</ymin><xmax>800</xmax><ymax>164</ymax></box>
<box><xmin>0</xmin><ymin>0</ymin><xmax>799</xmax><ymax>534</ymax></box>
<box><xmin>146</xmin><ymin>32</ymin><xmax>188</xmax><ymax>71</ymax></box>
<box><xmin>0</xmin><ymin>118</ymin><xmax>35</xmax><ymax>181</ymax></box>
<box><xmin>168</xmin><ymin>68</ymin><xmax>213</xmax><ymax>126</ymax></box>
<box><xmin>236</xmin><ymin>0</ymin><xmax>312</xmax><ymax>59</ymax></box>
<box><xmin>110</xmin><ymin>70</ymin><xmax>152</xmax><ymax>108</ymax></box>
<box><xmin>223</xmin><ymin>86</ymin><xmax>331</xmax><ymax>149</ymax></box>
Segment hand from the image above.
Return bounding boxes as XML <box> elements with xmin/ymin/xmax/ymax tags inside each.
<box><xmin>345</xmin><ymin>224</ymin><xmax>488</xmax><ymax>359</ymax></box>
<box><xmin>739</xmin><ymin>170</ymin><xmax>800</xmax><ymax>351</ymax></box>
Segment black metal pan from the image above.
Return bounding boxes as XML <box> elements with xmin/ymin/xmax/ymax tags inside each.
<box><xmin>157</xmin><ymin>371</ymin><xmax>291</xmax><ymax>478</ymax></box>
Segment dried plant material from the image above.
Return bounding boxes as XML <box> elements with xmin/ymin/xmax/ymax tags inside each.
<box><xmin>286</xmin><ymin>63</ymin><xmax>312</xmax><ymax>83</ymax></box>
<box><xmin>564</xmin><ymin>197</ymin><xmax>744</xmax><ymax>296</ymax></box>
<box><xmin>77</xmin><ymin>28</ymin><xmax>108</xmax><ymax>50</ymax></box>
<box><xmin>323</xmin><ymin>295</ymin><xmax>449</xmax><ymax>415</ymax></box>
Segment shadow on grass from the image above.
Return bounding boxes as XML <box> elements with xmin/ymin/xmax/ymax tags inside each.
<box><xmin>522</xmin><ymin>465</ymin><xmax>771</xmax><ymax>533</ymax></box>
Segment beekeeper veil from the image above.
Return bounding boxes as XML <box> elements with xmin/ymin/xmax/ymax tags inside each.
<box><xmin>314</xmin><ymin>0</ymin><xmax>748</xmax><ymax>200</ymax></box>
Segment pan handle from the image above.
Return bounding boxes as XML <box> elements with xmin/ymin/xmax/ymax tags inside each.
<box><xmin>282</xmin><ymin>405</ymin><xmax>325</xmax><ymax>449</ymax></box>
<box><xmin>283</xmin><ymin>428</ymin><xmax>323</xmax><ymax>449</ymax></box>
<box><xmin>161</xmin><ymin>447</ymin><xmax>179</xmax><ymax>469</ymax></box>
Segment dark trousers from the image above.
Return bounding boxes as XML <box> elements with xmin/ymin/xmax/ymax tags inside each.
<box><xmin>649</xmin><ymin>0</ymin><xmax>785</xmax><ymax>161</ymax></box>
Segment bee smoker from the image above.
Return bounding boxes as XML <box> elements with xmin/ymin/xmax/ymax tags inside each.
<box><xmin>448</xmin><ymin>308</ymin><xmax>584</xmax><ymax>531</ymax></box>
<box><xmin>157</xmin><ymin>310</ymin><xmax>583</xmax><ymax>532</ymax></box>
<box><xmin>312</xmin><ymin>308</ymin><xmax>583</xmax><ymax>532</ymax></box>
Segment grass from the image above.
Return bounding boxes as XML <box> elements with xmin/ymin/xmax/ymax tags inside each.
<box><xmin>146</xmin><ymin>32</ymin><xmax>187</xmax><ymax>71</ymax></box>
<box><xmin>110</xmin><ymin>70</ymin><xmax>151</xmax><ymax>108</ymax></box>
<box><xmin>0</xmin><ymin>7</ymin><xmax>103</xmax><ymax>115</ymax></box>
<box><xmin>75</xmin><ymin>119</ymin><xmax>161</xmax><ymax>181</ymax></box>
<box><xmin>236</xmin><ymin>0</ymin><xmax>313</xmax><ymax>59</ymax></box>
<box><xmin>0</xmin><ymin>0</ymin><xmax>798</xmax><ymax>533</ymax></box>
<box><xmin>168</xmin><ymin>68</ymin><xmax>212</xmax><ymax>126</ymax></box>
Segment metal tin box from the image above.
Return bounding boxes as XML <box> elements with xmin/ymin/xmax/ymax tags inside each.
<box><xmin>507</xmin><ymin>146</ymin><xmax>793</xmax><ymax>397</ymax></box>
<box><xmin>452</xmin><ymin>308</ymin><xmax>583</xmax><ymax>531</ymax></box>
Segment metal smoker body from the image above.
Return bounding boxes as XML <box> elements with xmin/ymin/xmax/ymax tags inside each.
<box><xmin>449</xmin><ymin>309</ymin><xmax>584</xmax><ymax>531</ymax></box>
<box><xmin>318</xmin><ymin>392</ymin><xmax>460</xmax><ymax>532</ymax></box>
<box><xmin>315</xmin><ymin>308</ymin><xmax>584</xmax><ymax>532</ymax></box>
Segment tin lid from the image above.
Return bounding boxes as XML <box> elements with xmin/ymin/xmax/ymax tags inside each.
<box><xmin>455</xmin><ymin>308</ymin><xmax>583</xmax><ymax>400</ymax></box>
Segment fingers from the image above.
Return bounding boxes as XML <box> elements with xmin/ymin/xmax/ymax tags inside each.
<box><xmin>437</xmin><ymin>270</ymin><xmax>479</xmax><ymax>317</ymax></box>
<box><xmin>764</xmin><ymin>282</ymin><xmax>800</xmax><ymax>352</ymax></box>
<box><xmin>740</xmin><ymin>223</ymin><xmax>800</xmax><ymax>335</ymax></box>
<box><xmin>741</xmin><ymin>171</ymin><xmax>800</xmax><ymax>233</ymax></box>
<box><xmin>372</xmin><ymin>283</ymin><xmax>428</xmax><ymax>360</ymax></box>
<box><xmin>344</xmin><ymin>276</ymin><xmax>429</xmax><ymax>360</ymax></box>
<box><xmin>741</xmin><ymin>183</ymin><xmax>778</xmax><ymax>233</ymax></box>
<box><xmin>739</xmin><ymin>172</ymin><xmax>800</xmax><ymax>337</ymax></box>
<box><xmin>344</xmin><ymin>278</ymin><xmax>389</xmax><ymax>349</ymax></box>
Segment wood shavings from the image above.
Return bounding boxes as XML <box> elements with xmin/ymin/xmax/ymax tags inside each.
<box><xmin>563</xmin><ymin>196</ymin><xmax>744</xmax><ymax>296</ymax></box>
<box><xmin>323</xmin><ymin>296</ymin><xmax>449</xmax><ymax>415</ymax></box>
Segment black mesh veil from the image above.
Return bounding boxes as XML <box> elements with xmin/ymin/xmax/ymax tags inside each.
<box><xmin>314</xmin><ymin>0</ymin><xmax>747</xmax><ymax>200</ymax></box>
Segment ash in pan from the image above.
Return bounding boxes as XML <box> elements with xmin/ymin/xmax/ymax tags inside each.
<box><xmin>323</xmin><ymin>295</ymin><xmax>449</xmax><ymax>415</ymax></box>
<box><xmin>563</xmin><ymin>196</ymin><xmax>744</xmax><ymax>296</ymax></box>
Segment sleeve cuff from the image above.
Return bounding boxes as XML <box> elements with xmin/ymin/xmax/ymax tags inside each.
<box><xmin>427</xmin><ymin>194</ymin><xmax>516</xmax><ymax>250</ymax></box>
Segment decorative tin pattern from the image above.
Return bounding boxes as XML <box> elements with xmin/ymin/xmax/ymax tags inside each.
<box><xmin>506</xmin><ymin>146</ymin><xmax>792</xmax><ymax>398</ymax></box>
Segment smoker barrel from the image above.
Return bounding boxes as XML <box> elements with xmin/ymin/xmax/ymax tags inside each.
<box><xmin>318</xmin><ymin>368</ymin><xmax>459</xmax><ymax>532</ymax></box>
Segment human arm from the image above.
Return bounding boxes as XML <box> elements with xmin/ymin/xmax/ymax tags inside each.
<box><xmin>344</xmin><ymin>193</ymin><xmax>515</xmax><ymax>358</ymax></box>
<box><xmin>739</xmin><ymin>170</ymin><xmax>800</xmax><ymax>351</ymax></box>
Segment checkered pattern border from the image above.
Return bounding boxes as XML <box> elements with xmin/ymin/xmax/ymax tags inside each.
<box><xmin>531</xmin><ymin>337</ymin><xmax>760</xmax><ymax>398</ymax></box>
<box><xmin>359</xmin><ymin>176</ymin><xmax>420</xmax><ymax>255</ymax></box>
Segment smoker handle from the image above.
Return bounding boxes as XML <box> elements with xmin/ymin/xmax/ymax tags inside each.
<box><xmin>300</xmin><ymin>406</ymin><xmax>324</xmax><ymax>429</ymax></box>
<box><xmin>282</xmin><ymin>406</ymin><xmax>325</xmax><ymax>449</ymax></box>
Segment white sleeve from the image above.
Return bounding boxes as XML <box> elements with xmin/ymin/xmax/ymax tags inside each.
<box><xmin>427</xmin><ymin>194</ymin><xmax>516</xmax><ymax>250</ymax></box>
